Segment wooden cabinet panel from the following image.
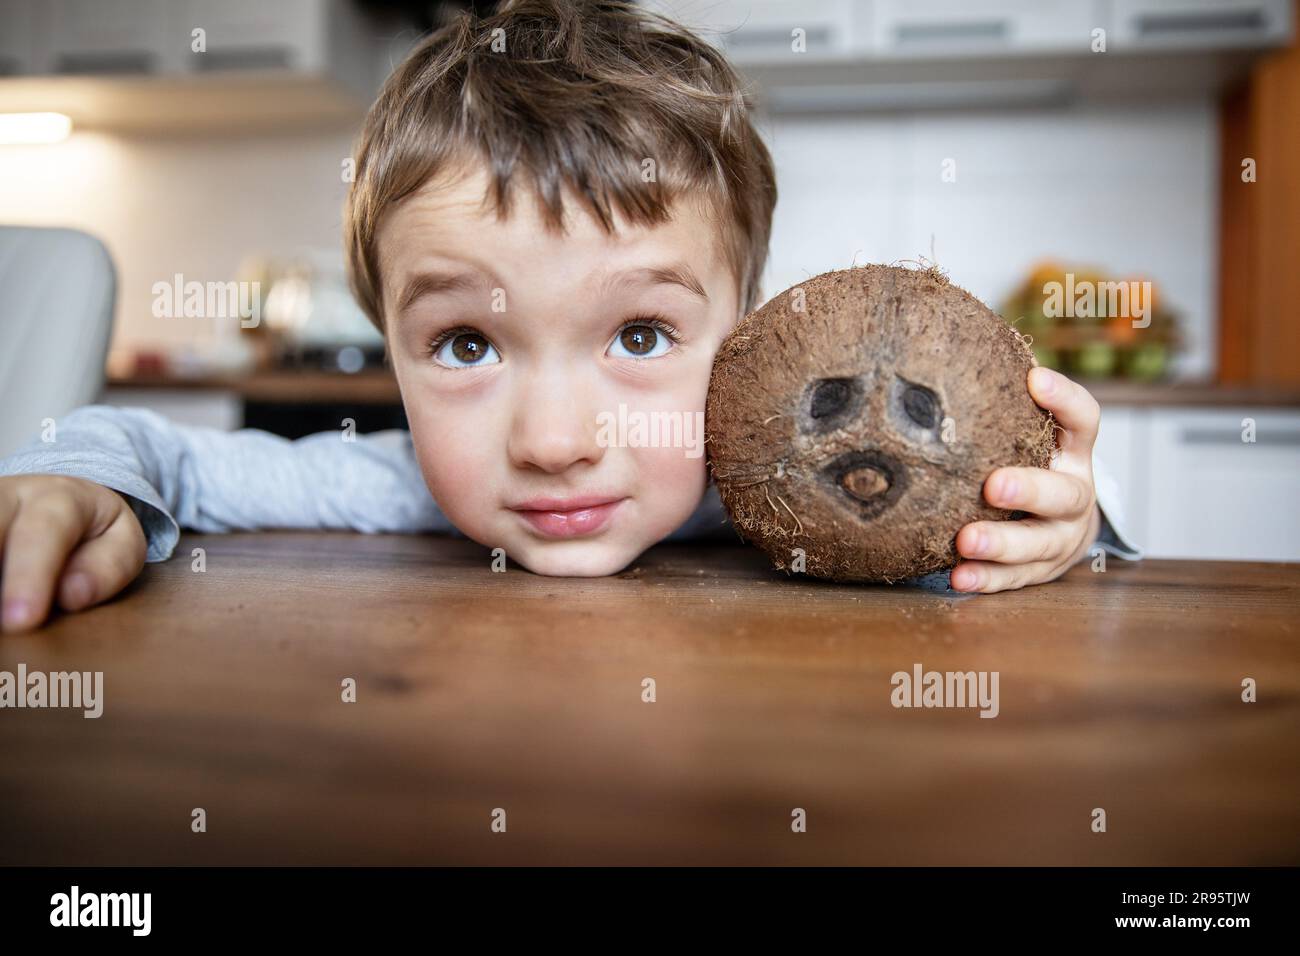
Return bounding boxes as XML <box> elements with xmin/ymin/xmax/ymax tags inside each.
<box><xmin>1218</xmin><ymin>4</ymin><xmax>1300</xmax><ymax>385</ymax></box>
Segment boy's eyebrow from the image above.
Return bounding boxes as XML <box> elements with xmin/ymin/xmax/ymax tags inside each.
<box><xmin>602</xmin><ymin>263</ymin><xmax>709</xmax><ymax>302</ymax></box>
<box><xmin>394</xmin><ymin>267</ymin><xmax>490</xmax><ymax>318</ymax></box>
<box><xmin>395</xmin><ymin>260</ymin><xmax>709</xmax><ymax>320</ymax></box>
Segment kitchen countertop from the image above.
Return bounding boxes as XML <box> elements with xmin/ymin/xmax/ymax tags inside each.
<box><xmin>1</xmin><ymin>531</ymin><xmax>1296</xmax><ymax>865</ymax></box>
<box><xmin>104</xmin><ymin>369</ymin><xmax>1300</xmax><ymax>408</ymax></box>
<box><xmin>1083</xmin><ymin>380</ymin><xmax>1300</xmax><ymax>408</ymax></box>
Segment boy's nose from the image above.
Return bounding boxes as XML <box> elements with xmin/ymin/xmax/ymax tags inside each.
<box><xmin>507</xmin><ymin>392</ymin><xmax>605</xmax><ymax>474</ymax></box>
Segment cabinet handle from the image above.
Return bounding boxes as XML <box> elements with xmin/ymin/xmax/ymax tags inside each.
<box><xmin>1181</xmin><ymin>429</ymin><xmax>1300</xmax><ymax>446</ymax></box>
<box><xmin>193</xmin><ymin>47</ymin><xmax>293</xmax><ymax>72</ymax></box>
<box><xmin>1135</xmin><ymin>9</ymin><xmax>1268</xmax><ymax>37</ymax></box>
<box><xmin>726</xmin><ymin>25</ymin><xmax>836</xmax><ymax>50</ymax></box>
<box><xmin>895</xmin><ymin>20</ymin><xmax>1009</xmax><ymax>45</ymax></box>
<box><xmin>56</xmin><ymin>51</ymin><xmax>155</xmax><ymax>75</ymax></box>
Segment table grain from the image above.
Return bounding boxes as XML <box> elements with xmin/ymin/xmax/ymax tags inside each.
<box><xmin>1</xmin><ymin>532</ymin><xmax>1297</xmax><ymax>865</ymax></box>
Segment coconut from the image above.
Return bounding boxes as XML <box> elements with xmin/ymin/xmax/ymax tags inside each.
<box><xmin>705</xmin><ymin>264</ymin><xmax>1054</xmax><ymax>583</ymax></box>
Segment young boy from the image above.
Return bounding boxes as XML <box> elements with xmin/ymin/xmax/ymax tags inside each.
<box><xmin>0</xmin><ymin>0</ymin><xmax>1138</xmax><ymax>633</ymax></box>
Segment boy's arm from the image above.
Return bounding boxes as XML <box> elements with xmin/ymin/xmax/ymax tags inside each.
<box><xmin>0</xmin><ymin>404</ymin><xmax>454</xmax><ymax>563</ymax></box>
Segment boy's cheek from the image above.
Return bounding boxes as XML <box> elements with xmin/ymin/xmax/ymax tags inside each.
<box><xmin>623</xmin><ymin>445</ymin><xmax>711</xmax><ymax>548</ymax></box>
<box><xmin>405</xmin><ymin>411</ymin><xmax>501</xmax><ymax>524</ymax></box>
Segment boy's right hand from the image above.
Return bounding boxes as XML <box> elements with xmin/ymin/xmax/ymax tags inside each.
<box><xmin>0</xmin><ymin>474</ymin><xmax>147</xmax><ymax>633</ymax></box>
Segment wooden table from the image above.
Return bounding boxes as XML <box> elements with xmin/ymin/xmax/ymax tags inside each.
<box><xmin>1</xmin><ymin>532</ymin><xmax>1296</xmax><ymax>865</ymax></box>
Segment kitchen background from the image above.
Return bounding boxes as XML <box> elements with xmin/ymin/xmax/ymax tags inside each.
<box><xmin>0</xmin><ymin>0</ymin><xmax>1297</xmax><ymax>560</ymax></box>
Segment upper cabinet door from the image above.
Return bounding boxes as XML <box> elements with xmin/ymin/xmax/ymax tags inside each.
<box><xmin>180</xmin><ymin>0</ymin><xmax>327</xmax><ymax>73</ymax></box>
<box><xmin>648</xmin><ymin>0</ymin><xmax>1292</xmax><ymax>64</ymax></box>
<box><xmin>30</xmin><ymin>0</ymin><xmax>333</xmax><ymax>77</ymax></box>
<box><xmin>870</xmin><ymin>0</ymin><xmax>1102</xmax><ymax>57</ymax></box>
<box><xmin>41</xmin><ymin>0</ymin><xmax>179</xmax><ymax>74</ymax></box>
<box><xmin>1110</xmin><ymin>0</ymin><xmax>1293</xmax><ymax>50</ymax></box>
<box><xmin>644</xmin><ymin>0</ymin><xmax>865</xmax><ymax>63</ymax></box>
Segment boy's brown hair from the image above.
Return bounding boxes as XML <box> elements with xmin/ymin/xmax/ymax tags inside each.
<box><xmin>344</xmin><ymin>0</ymin><xmax>777</xmax><ymax>334</ymax></box>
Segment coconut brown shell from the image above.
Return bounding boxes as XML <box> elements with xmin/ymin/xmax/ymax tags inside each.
<box><xmin>706</xmin><ymin>264</ymin><xmax>1055</xmax><ymax>583</ymax></box>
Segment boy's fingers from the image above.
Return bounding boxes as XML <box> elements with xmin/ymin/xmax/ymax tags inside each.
<box><xmin>1</xmin><ymin>495</ymin><xmax>90</xmax><ymax>632</ymax></box>
<box><xmin>58</xmin><ymin>508</ymin><xmax>147</xmax><ymax>612</ymax></box>
<box><xmin>1028</xmin><ymin>367</ymin><xmax>1100</xmax><ymax>461</ymax></box>
<box><xmin>950</xmin><ymin>559</ymin><xmax>1056</xmax><ymax>594</ymax></box>
<box><xmin>984</xmin><ymin>467</ymin><xmax>1093</xmax><ymax>520</ymax></box>
<box><xmin>956</xmin><ymin>518</ymin><xmax>1068</xmax><ymax>566</ymax></box>
<box><xmin>0</xmin><ymin>491</ymin><xmax>18</xmax><ymax>551</ymax></box>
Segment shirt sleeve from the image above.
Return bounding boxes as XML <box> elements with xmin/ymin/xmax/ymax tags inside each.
<box><xmin>1091</xmin><ymin>452</ymin><xmax>1143</xmax><ymax>560</ymax></box>
<box><xmin>664</xmin><ymin>483</ymin><xmax>736</xmax><ymax>542</ymax></box>
<box><xmin>0</xmin><ymin>404</ymin><xmax>454</xmax><ymax>563</ymax></box>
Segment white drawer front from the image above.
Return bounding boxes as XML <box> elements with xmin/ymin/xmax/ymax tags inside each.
<box><xmin>1144</xmin><ymin>408</ymin><xmax>1300</xmax><ymax>560</ymax></box>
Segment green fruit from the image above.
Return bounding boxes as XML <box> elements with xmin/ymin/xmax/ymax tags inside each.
<box><xmin>1125</xmin><ymin>344</ymin><xmax>1167</xmax><ymax>380</ymax></box>
<box><xmin>1076</xmin><ymin>342</ymin><xmax>1116</xmax><ymax>377</ymax></box>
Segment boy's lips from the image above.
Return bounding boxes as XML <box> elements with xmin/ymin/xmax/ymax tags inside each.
<box><xmin>509</xmin><ymin>495</ymin><xmax>627</xmax><ymax>538</ymax></box>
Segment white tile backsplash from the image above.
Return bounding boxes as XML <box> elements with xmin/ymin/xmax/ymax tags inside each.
<box><xmin>0</xmin><ymin>127</ymin><xmax>356</xmax><ymax>358</ymax></box>
<box><xmin>759</xmin><ymin>99</ymin><xmax>1218</xmax><ymax>378</ymax></box>
<box><xmin>0</xmin><ymin>98</ymin><xmax>1220</xmax><ymax>379</ymax></box>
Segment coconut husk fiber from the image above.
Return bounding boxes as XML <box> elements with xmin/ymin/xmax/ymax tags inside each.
<box><xmin>705</xmin><ymin>263</ymin><xmax>1055</xmax><ymax>583</ymax></box>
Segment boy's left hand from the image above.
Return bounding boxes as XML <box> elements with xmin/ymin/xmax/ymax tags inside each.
<box><xmin>951</xmin><ymin>367</ymin><xmax>1102</xmax><ymax>593</ymax></box>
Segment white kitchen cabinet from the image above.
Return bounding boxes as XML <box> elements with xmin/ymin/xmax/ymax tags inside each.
<box><xmin>38</xmin><ymin>0</ymin><xmax>183</xmax><ymax>75</ymax></box>
<box><xmin>645</xmin><ymin>0</ymin><xmax>1291</xmax><ymax>111</ymax></box>
<box><xmin>1096</xmin><ymin>404</ymin><xmax>1300</xmax><ymax>561</ymax></box>
<box><xmin>24</xmin><ymin>0</ymin><xmax>379</xmax><ymax>93</ymax></box>
<box><xmin>645</xmin><ymin>0</ymin><xmax>864</xmax><ymax>63</ymax></box>
<box><xmin>650</xmin><ymin>0</ymin><xmax>1102</xmax><ymax>61</ymax></box>
<box><xmin>179</xmin><ymin>0</ymin><xmax>315</xmax><ymax>72</ymax></box>
<box><xmin>0</xmin><ymin>0</ymin><xmax>394</xmax><ymax>131</ymax></box>
<box><xmin>178</xmin><ymin>0</ymin><xmax>376</xmax><ymax>82</ymax></box>
<box><xmin>1143</xmin><ymin>408</ymin><xmax>1300</xmax><ymax>560</ymax></box>
<box><xmin>650</xmin><ymin>0</ymin><xmax>1291</xmax><ymax>62</ymax></box>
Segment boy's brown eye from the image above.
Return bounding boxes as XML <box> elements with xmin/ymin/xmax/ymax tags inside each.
<box><xmin>620</xmin><ymin>325</ymin><xmax>657</xmax><ymax>355</ymax></box>
<box><xmin>433</xmin><ymin>331</ymin><xmax>500</xmax><ymax>368</ymax></box>
<box><xmin>451</xmin><ymin>333</ymin><xmax>489</xmax><ymax>363</ymax></box>
<box><xmin>607</xmin><ymin>320</ymin><xmax>674</xmax><ymax>360</ymax></box>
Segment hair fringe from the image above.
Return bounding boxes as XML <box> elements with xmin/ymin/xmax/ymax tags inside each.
<box><xmin>344</xmin><ymin>0</ymin><xmax>777</xmax><ymax>334</ymax></box>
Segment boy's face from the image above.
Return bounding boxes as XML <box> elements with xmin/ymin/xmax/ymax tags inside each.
<box><xmin>378</xmin><ymin>164</ymin><xmax>742</xmax><ymax>576</ymax></box>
